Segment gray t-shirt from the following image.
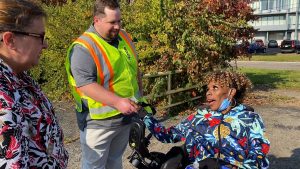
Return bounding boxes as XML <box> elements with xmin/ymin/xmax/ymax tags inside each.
<box><xmin>69</xmin><ymin>25</ymin><xmax>134</xmax><ymax>131</ymax></box>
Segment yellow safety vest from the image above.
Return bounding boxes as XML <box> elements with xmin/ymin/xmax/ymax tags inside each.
<box><xmin>66</xmin><ymin>30</ymin><xmax>146</xmax><ymax>119</ymax></box>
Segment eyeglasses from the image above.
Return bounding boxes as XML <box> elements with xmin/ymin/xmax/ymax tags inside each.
<box><xmin>0</xmin><ymin>30</ymin><xmax>46</xmax><ymax>44</ymax></box>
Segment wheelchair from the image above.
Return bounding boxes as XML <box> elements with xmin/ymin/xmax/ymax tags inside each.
<box><xmin>127</xmin><ymin>103</ymin><xmax>185</xmax><ymax>169</ymax></box>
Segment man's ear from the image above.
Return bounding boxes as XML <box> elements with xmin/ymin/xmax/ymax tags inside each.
<box><xmin>94</xmin><ymin>15</ymin><xmax>103</xmax><ymax>24</ymax></box>
<box><xmin>93</xmin><ymin>16</ymin><xmax>99</xmax><ymax>23</ymax></box>
<box><xmin>2</xmin><ymin>32</ymin><xmax>15</xmax><ymax>49</ymax></box>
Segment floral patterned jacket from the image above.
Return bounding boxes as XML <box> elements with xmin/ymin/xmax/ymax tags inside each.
<box><xmin>144</xmin><ymin>104</ymin><xmax>270</xmax><ymax>169</ymax></box>
<box><xmin>0</xmin><ymin>61</ymin><xmax>68</xmax><ymax>168</ymax></box>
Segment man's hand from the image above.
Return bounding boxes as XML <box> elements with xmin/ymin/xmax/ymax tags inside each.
<box><xmin>78</xmin><ymin>83</ymin><xmax>141</xmax><ymax>115</ymax></box>
<box><xmin>113</xmin><ymin>98</ymin><xmax>139</xmax><ymax>115</ymax></box>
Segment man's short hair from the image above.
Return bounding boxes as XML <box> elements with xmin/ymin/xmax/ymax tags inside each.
<box><xmin>94</xmin><ymin>0</ymin><xmax>120</xmax><ymax>17</ymax></box>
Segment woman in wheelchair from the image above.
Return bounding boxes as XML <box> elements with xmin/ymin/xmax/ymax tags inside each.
<box><xmin>143</xmin><ymin>70</ymin><xmax>270</xmax><ymax>169</ymax></box>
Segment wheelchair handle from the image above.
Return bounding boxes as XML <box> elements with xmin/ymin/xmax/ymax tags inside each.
<box><xmin>137</xmin><ymin>102</ymin><xmax>157</xmax><ymax>115</ymax></box>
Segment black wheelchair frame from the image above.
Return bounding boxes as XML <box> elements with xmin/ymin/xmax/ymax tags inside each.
<box><xmin>127</xmin><ymin>103</ymin><xmax>185</xmax><ymax>169</ymax></box>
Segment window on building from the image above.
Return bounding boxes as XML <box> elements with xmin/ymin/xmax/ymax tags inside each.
<box><xmin>280</xmin><ymin>0</ymin><xmax>289</xmax><ymax>10</ymax></box>
<box><xmin>256</xmin><ymin>1</ymin><xmax>260</xmax><ymax>10</ymax></box>
<box><xmin>273</xmin><ymin>15</ymin><xmax>286</xmax><ymax>25</ymax></box>
<box><xmin>262</xmin><ymin>16</ymin><xmax>268</xmax><ymax>26</ymax></box>
<box><xmin>269</xmin><ymin>32</ymin><xmax>285</xmax><ymax>40</ymax></box>
<box><xmin>254</xmin><ymin>0</ymin><xmax>294</xmax><ymax>11</ymax></box>
<box><xmin>253</xmin><ymin>17</ymin><xmax>261</xmax><ymax>26</ymax></box>
<box><xmin>274</xmin><ymin>16</ymin><xmax>280</xmax><ymax>25</ymax></box>
<box><xmin>290</xmin><ymin>0</ymin><xmax>297</xmax><ymax>10</ymax></box>
<box><xmin>289</xmin><ymin>15</ymin><xmax>296</xmax><ymax>25</ymax></box>
<box><xmin>261</xmin><ymin>0</ymin><xmax>268</xmax><ymax>10</ymax></box>
<box><xmin>269</xmin><ymin>0</ymin><xmax>276</xmax><ymax>10</ymax></box>
<box><xmin>267</xmin><ymin>16</ymin><xmax>274</xmax><ymax>25</ymax></box>
<box><xmin>251</xmin><ymin>1</ymin><xmax>260</xmax><ymax>10</ymax></box>
<box><xmin>279</xmin><ymin>15</ymin><xmax>286</xmax><ymax>25</ymax></box>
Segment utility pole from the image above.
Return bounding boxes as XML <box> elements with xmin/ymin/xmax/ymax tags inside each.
<box><xmin>295</xmin><ymin>0</ymin><xmax>300</xmax><ymax>40</ymax></box>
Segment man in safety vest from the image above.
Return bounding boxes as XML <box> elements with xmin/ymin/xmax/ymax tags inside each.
<box><xmin>65</xmin><ymin>0</ymin><xmax>146</xmax><ymax>168</ymax></box>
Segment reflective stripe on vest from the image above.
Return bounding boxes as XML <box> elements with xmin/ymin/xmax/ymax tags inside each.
<box><xmin>82</xmin><ymin>32</ymin><xmax>114</xmax><ymax>92</ymax></box>
<box><xmin>66</xmin><ymin>30</ymin><xmax>141</xmax><ymax>119</ymax></box>
<box><xmin>119</xmin><ymin>31</ymin><xmax>137</xmax><ymax>61</ymax></box>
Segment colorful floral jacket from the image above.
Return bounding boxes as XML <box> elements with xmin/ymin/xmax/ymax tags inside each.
<box><xmin>144</xmin><ymin>104</ymin><xmax>270</xmax><ymax>169</ymax></box>
<box><xmin>0</xmin><ymin>61</ymin><xmax>68</xmax><ymax>168</ymax></box>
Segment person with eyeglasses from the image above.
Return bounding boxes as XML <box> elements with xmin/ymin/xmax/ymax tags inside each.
<box><xmin>0</xmin><ymin>0</ymin><xmax>68</xmax><ymax>168</ymax></box>
<box><xmin>1</xmin><ymin>30</ymin><xmax>47</xmax><ymax>44</ymax></box>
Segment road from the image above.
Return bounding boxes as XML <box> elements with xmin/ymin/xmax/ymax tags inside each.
<box><xmin>231</xmin><ymin>61</ymin><xmax>300</xmax><ymax>71</ymax></box>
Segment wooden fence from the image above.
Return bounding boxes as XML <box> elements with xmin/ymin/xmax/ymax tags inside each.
<box><xmin>143</xmin><ymin>70</ymin><xmax>202</xmax><ymax>110</ymax></box>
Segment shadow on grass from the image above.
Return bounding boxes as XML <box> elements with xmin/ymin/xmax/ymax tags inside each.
<box><xmin>268</xmin><ymin>148</ymin><xmax>300</xmax><ymax>169</ymax></box>
<box><xmin>244</xmin><ymin>72</ymin><xmax>288</xmax><ymax>91</ymax></box>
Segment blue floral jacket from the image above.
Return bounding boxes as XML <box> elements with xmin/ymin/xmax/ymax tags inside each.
<box><xmin>143</xmin><ymin>104</ymin><xmax>270</xmax><ymax>169</ymax></box>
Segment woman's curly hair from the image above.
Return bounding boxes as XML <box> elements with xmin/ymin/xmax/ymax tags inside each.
<box><xmin>204</xmin><ymin>70</ymin><xmax>253</xmax><ymax>103</ymax></box>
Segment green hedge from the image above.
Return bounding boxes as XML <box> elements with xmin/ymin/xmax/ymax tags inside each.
<box><xmin>31</xmin><ymin>0</ymin><xmax>94</xmax><ymax>99</ymax></box>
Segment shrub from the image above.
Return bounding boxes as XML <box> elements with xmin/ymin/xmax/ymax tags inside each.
<box><xmin>120</xmin><ymin>0</ymin><xmax>256</xmax><ymax>112</ymax></box>
<box><xmin>31</xmin><ymin>0</ymin><xmax>93</xmax><ymax>100</ymax></box>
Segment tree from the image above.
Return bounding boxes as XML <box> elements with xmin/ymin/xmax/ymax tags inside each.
<box><xmin>30</xmin><ymin>0</ymin><xmax>94</xmax><ymax>99</ymax></box>
<box><xmin>120</xmin><ymin>0</ymin><xmax>257</xmax><ymax>112</ymax></box>
<box><xmin>121</xmin><ymin>0</ymin><xmax>256</xmax><ymax>82</ymax></box>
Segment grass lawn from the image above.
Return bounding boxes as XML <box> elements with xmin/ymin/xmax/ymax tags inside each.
<box><xmin>239</xmin><ymin>68</ymin><xmax>300</xmax><ymax>90</ymax></box>
<box><xmin>239</xmin><ymin>53</ymin><xmax>300</xmax><ymax>62</ymax></box>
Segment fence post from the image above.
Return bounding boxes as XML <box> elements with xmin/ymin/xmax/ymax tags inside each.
<box><xmin>144</xmin><ymin>70</ymin><xmax>200</xmax><ymax>110</ymax></box>
<box><xmin>167</xmin><ymin>72</ymin><xmax>172</xmax><ymax>112</ymax></box>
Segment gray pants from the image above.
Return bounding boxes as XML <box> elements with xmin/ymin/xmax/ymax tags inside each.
<box><xmin>80</xmin><ymin>124</ymin><xmax>131</xmax><ymax>169</ymax></box>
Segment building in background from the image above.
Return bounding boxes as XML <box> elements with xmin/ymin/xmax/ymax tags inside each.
<box><xmin>250</xmin><ymin>0</ymin><xmax>300</xmax><ymax>44</ymax></box>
